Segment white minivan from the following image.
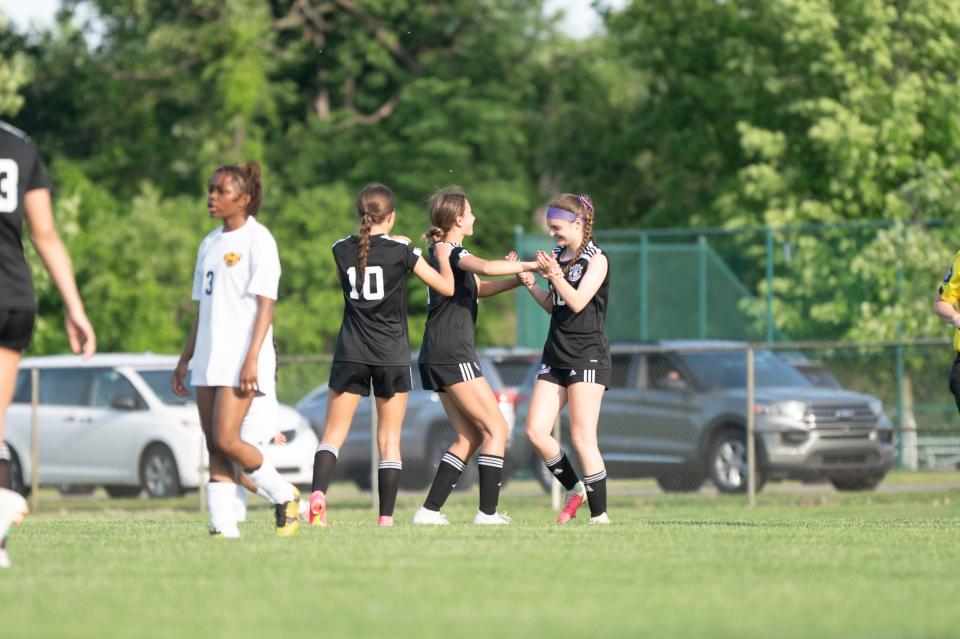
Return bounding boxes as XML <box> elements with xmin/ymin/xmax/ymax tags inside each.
<box><xmin>5</xmin><ymin>354</ymin><xmax>317</xmax><ymax>498</ymax></box>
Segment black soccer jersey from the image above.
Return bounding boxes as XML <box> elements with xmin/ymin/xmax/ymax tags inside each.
<box><xmin>419</xmin><ymin>243</ymin><xmax>478</xmax><ymax>365</ymax></box>
<box><xmin>332</xmin><ymin>234</ymin><xmax>422</xmax><ymax>366</ymax></box>
<box><xmin>0</xmin><ymin>122</ymin><xmax>49</xmax><ymax>310</ymax></box>
<box><xmin>542</xmin><ymin>239</ymin><xmax>611</xmax><ymax>369</ymax></box>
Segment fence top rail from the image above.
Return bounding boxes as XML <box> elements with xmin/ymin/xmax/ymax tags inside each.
<box><xmin>581</xmin><ymin>218</ymin><xmax>949</xmax><ymax>241</ymax></box>
<box><xmin>279</xmin><ymin>338</ymin><xmax>954</xmax><ymax>362</ymax></box>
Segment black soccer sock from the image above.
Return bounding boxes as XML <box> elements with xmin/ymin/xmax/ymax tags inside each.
<box><xmin>584</xmin><ymin>469</ymin><xmax>607</xmax><ymax>517</ymax></box>
<box><xmin>423</xmin><ymin>452</ymin><xmax>465</xmax><ymax>511</ymax></box>
<box><xmin>378</xmin><ymin>460</ymin><xmax>402</xmax><ymax>517</ymax></box>
<box><xmin>545</xmin><ymin>450</ymin><xmax>580</xmax><ymax>491</ymax></box>
<box><xmin>477</xmin><ymin>454</ymin><xmax>504</xmax><ymax>515</ymax></box>
<box><xmin>311</xmin><ymin>444</ymin><xmax>339</xmax><ymax>493</ymax></box>
<box><xmin>0</xmin><ymin>441</ymin><xmax>11</xmax><ymax>490</ymax></box>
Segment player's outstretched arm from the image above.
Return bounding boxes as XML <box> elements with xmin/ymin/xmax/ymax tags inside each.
<box><xmin>475</xmin><ymin>251</ymin><xmax>534</xmax><ymax>298</ymax></box>
<box><xmin>512</xmin><ymin>252</ymin><xmax>552</xmax><ymax>312</ymax></box>
<box><xmin>413</xmin><ymin>242</ymin><xmax>455</xmax><ymax>296</ymax></box>
<box><xmin>24</xmin><ymin>188</ymin><xmax>96</xmax><ymax>357</ymax></box>
<box><xmin>537</xmin><ymin>250</ymin><xmax>607</xmax><ymax>314</ymax></box>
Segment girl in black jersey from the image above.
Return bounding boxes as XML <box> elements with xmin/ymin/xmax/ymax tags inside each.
<box><xmin>519</xmin><ymin>194</ymin><xmax>611</xmax><ymax>524</ymax></box>
<box><xmin>412</xmin><ymin>187</ymin><xmax>538</xmax><ymax>525</ymax></box>
<box><xmin>0</xmin><ymin>122</ymin><xmax>96</xmax><ymax>567</ymax></box>
<box><xmin>309</xmin><ymin>183</ymin><xmax>454</xmax><ymax>527</ymax></box>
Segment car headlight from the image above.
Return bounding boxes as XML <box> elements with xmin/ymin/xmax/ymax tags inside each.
<box><xmin>754</xmin><ymin>400</ymin><xmax>808</xmax><ymax>422</ymax></box>
<box><xmin>867</xmin><ymin>398</ymin><xmax>884</xmax><ymax>417</ymax></box>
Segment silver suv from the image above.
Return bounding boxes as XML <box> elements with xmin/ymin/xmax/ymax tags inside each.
<box><xmin>511</xmin><ymin>341</ymin><xmax>895</xmax><ymax>493</ymax></box>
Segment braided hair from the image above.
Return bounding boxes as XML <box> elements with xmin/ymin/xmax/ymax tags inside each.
<box><xmin>355</xmin><ymin>183</ymin><xmax>396</xmax><ymax>285</ymax></box>
<box><xmin>547</xmin><ymin>193</ymin><xmax>595</xmax><ymax>275</ymax></box>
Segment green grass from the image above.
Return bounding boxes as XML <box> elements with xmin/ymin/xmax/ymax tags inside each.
<box><xmin>3</xmin><ymin>479</ymin><xmax>960</xmax><ymax>639</ymax></box>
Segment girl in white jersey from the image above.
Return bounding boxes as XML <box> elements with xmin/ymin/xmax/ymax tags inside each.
<box><xmin>309</xmin><ymin>183</ymin><xmax>454</xmax><ymax>528</ymax></box>
<box><xmin>172</xmin><ymin>162</ymin><xmax>299</xmax><ymax>538</ymax></box>
<box><xmin>519</xmin><ymin>194</ymin><xmax>612</xmax><ymax>525</ymax></box>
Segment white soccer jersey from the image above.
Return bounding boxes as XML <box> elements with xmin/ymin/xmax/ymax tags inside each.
<box><xmin>190</xmin><ymin>216</ymin><xmax>280</xmax><ymax>392</ymax></box>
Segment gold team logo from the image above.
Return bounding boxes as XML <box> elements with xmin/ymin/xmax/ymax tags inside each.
<box><xmin>223</xmin><ymin>252</ymin><xmax>241</xmax><ymax>267</ymax></box>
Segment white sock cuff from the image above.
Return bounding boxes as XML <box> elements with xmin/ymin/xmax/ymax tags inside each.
<box><xmin>378</xmin><ymin>460</ymin><xmax>402</xmax><ymax>470</ymax></box>
<box><xmin>0</xmin><ymin>441</ymin><xmax>10</xmax><ymax>461</ymax></box>
<box><xmin>584</xmin><ymin>469</ymin><xmax>607</xmax><ymax>484</ymax></box>
<box><xmin>477</xmin><ymin>455</ymin><xmax>504</xmax><ymax>468</ymax></box>
<box><xmin>441</xmin><ymin>452</ymin><xmax>465</xmax><ymax>472</ymax></box>
<box><xmin>545</xmin><ymin>450</ymin><xmax>563</xmax><ymax>467</ymax></box>
<box><xmin>317</xmin><ymin>444</ymin><xmax>339</xmax><ymax>458</ymax></box>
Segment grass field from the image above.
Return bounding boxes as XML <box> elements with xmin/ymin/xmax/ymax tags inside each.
<box><xmin>2</xmin><ymin>476</ymin><xmax>959</xmax><ymax>639</ymax></box>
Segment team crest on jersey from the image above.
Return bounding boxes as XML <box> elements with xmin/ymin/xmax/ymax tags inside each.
<box><xmin>567</xmin><ymin>263</ymin><xmax>584</xmax><ymax>282</ymax></box>
<box><xmin>944</xmin><ymin>264</ymin><xmax>953</xmax><ymax>284</ymax></box>
<box><xmin>223</xmin><ymin>252</ymin><xmax>241</xmax><ymax>267</ymax></box>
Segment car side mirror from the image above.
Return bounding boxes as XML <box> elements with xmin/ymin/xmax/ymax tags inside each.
<box><xmin>110</xmin><ymin>395</ymin><xmax>140</xmax><ymax>411</ymax></box>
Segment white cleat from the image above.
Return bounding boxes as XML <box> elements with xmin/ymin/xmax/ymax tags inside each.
<box><xmin>588</xmin><ymin>512</ymin><xmax>610</xmax><ymax>525</ymax></box>
<box><xmin>412</xmin><ymin>506</ymin><xmax>449</xmax><ymax>525</ymax></box>
<box><xmin>0</xmin><ymin>548</ymin><xmax>10</xmax><ymax>569</ymax></box>
<box><xmin>473</xmin><ymin>510</ymin><xmax>511</xmax><ymax>525</ymax></box>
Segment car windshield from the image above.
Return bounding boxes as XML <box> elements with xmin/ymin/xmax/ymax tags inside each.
<box><xmin>678</xmin><ymin>350</ymin><xmax>812</xmax><ymax>391</ymax></box>
<box><xmin>137</xmin><ymin>369</ymin><xmax>193</xmax><ymax>405</ymax></box>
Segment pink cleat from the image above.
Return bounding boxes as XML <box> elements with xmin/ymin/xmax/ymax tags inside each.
<box><xmin>556</xmin><ymin>490</ymin><xmax>586</xmax><ymax>525</ymax></box>
<box><xmin>309</xmin><ymin>490</ymin><xmax>328</xmax><ymax>527</ymax></box>
<box><xmin>377</xmin><ymin>516</ymin><xmax>394</xmax><ymax>527</ymax></box>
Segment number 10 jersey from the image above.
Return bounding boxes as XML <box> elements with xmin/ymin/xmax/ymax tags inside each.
<box><xmin>332</xmin><ymin>234</ymin><xmax>422</xmax><ymax>366</ymax></box>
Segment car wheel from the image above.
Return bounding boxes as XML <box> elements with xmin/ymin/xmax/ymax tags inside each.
<box><xmin>707</xmin><ymin>429</ymin><xmax>765</xmax><ymax>493</ymax></box>
<box><xmin>8</xmin><ymin>448</ymin><xmax>29</xmax><ymax>497</ymax></box>
<box><xmin>140</xmin><ymin>444</ymin><xmax>182</xmax><ymax>498</ymax></box>
<box><xmin>105</xmin><ymin>485</ymin><xmax>141</xmax><ymax>498</ymax></box>
<box><xmin>656</xmin><ymin>471</ymin><xmax>705</xmax><ymax>492</ymax></box>
<box><xmin>830</xmin><ymin>473</ymin><xmax>885</xmax><ymax>491</ymax></box>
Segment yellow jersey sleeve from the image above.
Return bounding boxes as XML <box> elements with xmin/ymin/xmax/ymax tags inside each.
<box><xmin>939</xmin><ymin>250</ymin><xmax>960</xmax><ymax>305</ymax></box>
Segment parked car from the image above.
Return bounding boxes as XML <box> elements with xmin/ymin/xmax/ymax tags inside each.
<box><xmin>510</xmin><ymin>341</ymin><xmax>895</xmax><ymax>493</ymax></box>
<box><xmin>5</xmin><ymin>354</ymin><xmax>317</xmax><ymax>497</ymax></box>
<box><xmin>296</xmin><ymin>350</ymin><xmax>521</xmax><ymax>491</ymax></box>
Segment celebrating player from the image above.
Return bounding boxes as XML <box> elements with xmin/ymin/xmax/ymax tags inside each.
<box><xmin>519</xmin><ymin>194</ymin><xmax>611</xmax><ymax>524</ymax></box>
<box><xmin>172</xmin><ymin>162</ymin><xmax>299</xmax><ymax>538</ymax></box>
<box><xmin>0</xmin><ymin>121</ymin><xmax>96</xmax><ymax>567</ymax></box>
<box><xmin>309</xmin><ymin>183</ymin><xmax>454</xmax><ymax>527</ymax></box>
<box><xmin>412</xmin><ymin>186</ymin><xmax>538</xmax><ymax>525</ymax></box>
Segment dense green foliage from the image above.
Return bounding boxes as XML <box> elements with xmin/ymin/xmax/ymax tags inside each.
<box><xmin>2</xmin><ymin>480</ymin><xmax>959</xmax><ymax>638</ymax></box>
<box><xmin>5</xmin><ymin>1</ymin><xmax>960</xmax><ymax>352</ymax></box>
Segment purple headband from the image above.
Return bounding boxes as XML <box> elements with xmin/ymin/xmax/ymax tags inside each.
<box><xmin>546</xmin><ymin>206</ymin><xmax>579</xmax><ymax>222</ymax></box>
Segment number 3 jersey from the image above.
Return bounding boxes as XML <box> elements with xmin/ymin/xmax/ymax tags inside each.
<box><xmin>332</xmin><ymin>234</ymin><xmax>422</xmax><ymax>366</ymax></box>
<box><xmin>419</xmin><ymin>243</ymin><xmax>478</xmax><ymax>365</ymax></box>
<box><xmin>542</xmin><ymin>240</ymin><xmax>611</xmax><ymax>370</ymax></box>
<box><xmin>0</xmin><ymin>122</ymin><xmax>49</xmax><ymax>311</ymax></box>
<box><xmin>190</xmin><ymin>216</ymin><xmax>281</xmax><ymax>392</ymax></box>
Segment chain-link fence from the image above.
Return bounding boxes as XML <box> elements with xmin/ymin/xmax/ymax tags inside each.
<box><xmin>281</xmin><ymin>339</ymin><xmax>959</xmax><ymax>508</ymax></box>
<box><xmin>514</xmin><ymin>220</ymin><xmax>954</xmax><ymax>347</ymax></box>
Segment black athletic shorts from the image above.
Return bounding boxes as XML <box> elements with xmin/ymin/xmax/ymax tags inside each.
<box><xmin>328</xmin><ymin>361</ymin><xmax>412</xmax><ymax>398</ymax></box>
<box><xmin>0</xmin><ymin>309</ymin><xmax>35</xmax><ymax>352</ymax></box>
<box><xmin>418</xmin><ymin>361</ymin><xmax>483</xmax><ymax>392</ymax></box>
<box><xmin>537</xmin><ymin>362</ymin><xmax>610</xmax><ymax>389</ymax></box>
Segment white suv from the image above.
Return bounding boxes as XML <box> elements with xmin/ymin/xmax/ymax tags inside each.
<box><xmin>5</xmin><ymin>354</ymin><xmax>317</xmax><ymax>498</ymax></box>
